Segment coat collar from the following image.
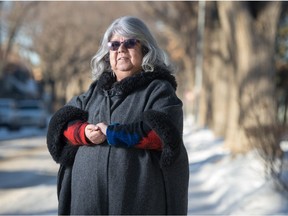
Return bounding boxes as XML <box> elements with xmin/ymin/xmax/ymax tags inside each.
<box><xmin>96</xmin><ymin>66</ymin><xmax>177</xmax><ymax>96</ymax></box>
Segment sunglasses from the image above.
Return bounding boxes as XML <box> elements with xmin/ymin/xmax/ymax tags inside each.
<box><xmin>108</xmin><ymin>39</ymin><xmax>139</xmax><ymax>51</ymax></box>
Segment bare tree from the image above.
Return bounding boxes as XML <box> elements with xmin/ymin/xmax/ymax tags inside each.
<box><xmin>26</xmin><ymin>2</ymin><xmax>139</xmax><ymax>110</ymax></box>
<box><xmin>0</xmin><ymin>1</ymin><xmax>38</xmax><ymax>77</ymax></box>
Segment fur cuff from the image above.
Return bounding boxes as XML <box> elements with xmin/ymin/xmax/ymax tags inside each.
<box><xmin>47</xmin><ymin>106</ymin><xmax>88</xmax><ymax>166</ymax></box>
<box><xmin>143</xmin><ymin>110</ymin><xmax>182</xmax><ymax>167</ymax></box>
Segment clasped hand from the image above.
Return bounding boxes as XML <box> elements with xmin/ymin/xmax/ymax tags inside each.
<box><xmin>85</xmin><ymin>122</ymin><xmax>108</xmax><ymax>145</ymax></box>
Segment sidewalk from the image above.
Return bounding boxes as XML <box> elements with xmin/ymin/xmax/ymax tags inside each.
<box><xmin>0</xmin><ymin>136</ymin><xmax>58</xmax><ymax>214</ymax></box>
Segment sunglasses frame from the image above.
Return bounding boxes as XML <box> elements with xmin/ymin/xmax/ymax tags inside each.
<box><xmin>108</xmin><ymin>39</ymin><xmax>139</xmax><ymax>51</ymax></box>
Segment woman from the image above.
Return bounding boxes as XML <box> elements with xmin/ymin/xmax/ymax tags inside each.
<box><xmin>47</xmin><ymin>16</ymin><xmax>189</xmax><ymax>215</ymax></box>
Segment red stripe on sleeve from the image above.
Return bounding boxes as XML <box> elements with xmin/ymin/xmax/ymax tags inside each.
<box><xmin>63</xmin><ymin>121</ymin><xmax>89</xmax><ymax>145</ymax></box>
<box><xmin>136</xmin><ymin>130</ymin><xmax>163</xmax><ymax>150</ymax></box>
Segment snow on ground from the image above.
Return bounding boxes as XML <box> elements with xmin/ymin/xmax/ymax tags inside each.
<box><xmin>1</xmin><ymin>121</ymin><xmax>288</xmax><ymax>215</ymax></box>
<box><xmin>184</xmin><ymin>119</ymin><xmax>288</xmax><ymax>215</ymax></box>
<box><xmin>0</xmin><ymin>135</ymin><xmax>58</xmax><ymax>215</ymax></box>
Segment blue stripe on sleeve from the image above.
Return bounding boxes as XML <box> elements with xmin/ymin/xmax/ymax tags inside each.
<box><xmin>106</xmin><ymin>124</ymin><xmax>141</xmax><ymax>147</ymax></box>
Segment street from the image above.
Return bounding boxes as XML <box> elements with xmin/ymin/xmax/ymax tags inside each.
<box><xmin>0</xmin><ymin>136</ymin><xmax>58</xmax><ymax>214</ymax></box>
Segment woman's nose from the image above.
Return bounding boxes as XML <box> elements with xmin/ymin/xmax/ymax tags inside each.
<box><xmin>118</xmin><ymin>43</ymin><xmax>127</xmax><ymax>53</ymax></box>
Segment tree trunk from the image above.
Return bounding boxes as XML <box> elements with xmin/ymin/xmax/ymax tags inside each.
<box><xmin>217</xmin><ymin>2</ymin><xmax>282</xmax><ymax>153</ymax></box>
<box><xmin>203</xmin><ymin>1</ymin><xmax>231</xmax><ymax>136</ymax></box>
<box><xmin>212</xmin><ymin>32</ymin><xmax>231</xmax><ymax>136</ymax></box>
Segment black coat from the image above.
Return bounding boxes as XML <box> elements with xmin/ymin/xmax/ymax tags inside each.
<box><xmin>47</xmin><ymin>67</ymin><xmax>189</xmax><ymax>215</ymax></box>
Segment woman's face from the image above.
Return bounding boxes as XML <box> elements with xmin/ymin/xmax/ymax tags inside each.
<box><xmin>109</xmin><ymin>34</ymin><xmax>143</xmax><ymax>81</ymax></box>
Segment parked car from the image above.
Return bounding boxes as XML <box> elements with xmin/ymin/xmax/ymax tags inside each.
<box><xmin>0</xmin><ymin>98</ymin><xmax>16</xmax><ymax>128</ymax></box>
<box><xmin>9</xmin><ymin>99</ymin><xmax>48</xmax><ymax>130</ymax></box>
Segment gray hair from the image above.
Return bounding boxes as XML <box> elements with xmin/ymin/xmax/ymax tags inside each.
<box><xmin>91</xmin><ymin>16</ymin><xmax>171</xmax><ymax>80</ymax></box>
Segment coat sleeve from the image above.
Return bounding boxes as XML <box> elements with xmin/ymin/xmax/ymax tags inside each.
<box><xmin>46</xmin><ymin>106</ymin><xmax>88</xmax><ymax>166</ymax></box>
<box><xmin>142</xmin><ymin>110</ymin><xmax>182</xmax><ymax>167</ymax></box>
<box><xmin>143</xmin><ymin>80</ymin><xmax>186</xmax><ymax>167</ymax></box>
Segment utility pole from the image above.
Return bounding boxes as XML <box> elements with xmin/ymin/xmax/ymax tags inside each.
<box><xmin>194</xmin><ymin>0</ymin><xmax>206</xmax><ymax>124</ymax></box>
